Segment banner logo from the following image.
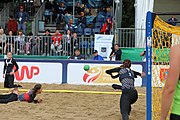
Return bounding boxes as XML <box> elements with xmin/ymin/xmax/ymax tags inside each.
<box><xmin>15</xmin><ymin>66</ymin><xmax>40</xmax><ymax>81</ymax></box>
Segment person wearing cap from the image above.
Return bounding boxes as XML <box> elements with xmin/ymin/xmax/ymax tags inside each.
<box><xmin>15</xmin><ymin>6</ymin><xmax>30</xmax><ymax>34</ymax></box>
<box><xmin>92</xmin><ymin>50</ymin><xmax>104</xmax><ymax>60</ymax></box>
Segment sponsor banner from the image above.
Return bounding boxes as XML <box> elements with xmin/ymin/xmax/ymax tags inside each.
<box><xmin>67</xmin><ymin>63</ymin><xmax>143</xmax><ymax>86</ymax></box>
<box><xmin>152</xmin><ymin>65</ymin><xmax>169</xmax><ymax>87</ymax></box>
<box><xmin>94</xmin><ymin>34</ymin><xmax>114</xmax><ymax>60</ymax></box>
<box><xmin>0</xmin><ymin>62</ymin><xmax>62</xmax><ymax>84</ymax></box>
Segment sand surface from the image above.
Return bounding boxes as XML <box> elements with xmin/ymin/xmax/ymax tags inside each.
<box><xmin>0</xmin><ymin>83</ymin><xmax>146</xmax><ymax>120</ymax></box>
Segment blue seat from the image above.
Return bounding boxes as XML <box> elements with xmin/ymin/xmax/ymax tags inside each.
<box><xmin>95</xmin><ymin>22</ymin><xmax>102</xmax><ymax>28</ymax></box>
<box><xmin>84</xmin><ymin>28</ymin><xmax>92</xmax><ymax>36</ymax></box>
<box><xmin>77</xmin><ymin>28</ymin><xmax>83</xmax><ymax>36</ymax></box>
<box><xmin>80</xmin><ymin>41</ymin><xmax>89</xmax><ymax>48</ymax></box>
<box><xmin>90</xmin><ymin>40</ymin><xmax>94</xmax><ymax>48</ymax></box>
<box><xmin>93</xmin><ymin>28</ymin><xmax>100</xmax><ymax>34</ymax></box>
<box><xmin>98</xmin><ymin>11</ymin><xmax>106</xmax><ymax>16</ymax></box>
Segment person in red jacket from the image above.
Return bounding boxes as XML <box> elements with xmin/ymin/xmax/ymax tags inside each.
<box><xmin>51</xmin><ymin>29</ymin><xmax>63</xmax><ymax>55</ymax></box>
<box><xmin>8</xmin><ymin>15</ymin><xmax>18</xmax><ymax>35</ymax></box>
<box><xmin>100</xmin><ymin>18</ymin><xmax>113</xmax><ymax>34</ymax></box>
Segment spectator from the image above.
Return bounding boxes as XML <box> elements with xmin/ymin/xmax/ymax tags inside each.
<box><xmin>140</xmin><ymin>49</ymin><xmax>146</xmax><ymax>62</ymax></box>
<box><xmin>63</xmin><ymin>30</ymin><xmax>72</xmax><ymax>55</ymax></box>
<box><xmin>34</xmin><ymin>0</ymin><xmax>41</xmax><ymax>12</ymax></box>
<box><xmin>51</xmin><ymin>29</ymin><xmax>63</xmax><ymax>55</ymax></box>
<box><xmin>71</xmin><ymin>32</ymin><xmax>79</xmax><ymax>50</ymax></box>
<box><xmin>75</xmin><ymin>2</ymin><xmax>83</xmax><ymax>15</ymax></box>
<box><xmin>65</xmin><ymin>18</ymin><xmax>77</xmax><ymax>33</ymax></box>
<box><xmin>15</xmin><ymin>30</ymin><xmax>25</xmax><ymax>54</ymax></box>
<box><xmin>4</xmin><ymin>31</ymin><xmax>14</xmax><ymax>54</ymax></box>
<box><xmin>92</xmin><ymin>50</ymin><xmax>104</xmax><ymax>60</ymax></box>
<box><xmin>0</xmin><ymin>29</ymin><xmax>6</xmax><ymax>54</ymax></box>
<box><xmin>109</xmin><ymin>44</ymin><xmax>122</xmax><ymax>61</ymax></box>
<box><xmin>101</xmin><ymin>18</ymin><xmax>113</xmax><ymax>34</ymax></box>
<box><xmin>15</xmin><ymin>6</ymin><xmax>30</xmax><ymax>34</ymax></box>
<box><xmin>8</xmin><ymin>15</ymin><xmax>18</xmax><ymax>35</ymax></box>
<box><xmin>42</xmin><ymin>29</ymin><xmax>51</xmax><ymax>56</ymax></box>
<box><xmin>57</xmin><ymin>2</ymin><xmax>66</xmax><ymax>24</ymax></box>
<box><xmin>44</xmin><ymin>0</ymin><xmax>52</xmax><ymax>23</ymax></box>
<box><xmin>78</xmin><ymin>12</ymin><xmax>86</xmax><ymax>29</ymax></box>
<box><xmin>168</xmin><ymin>16</ymin><xmax>178</xmax><ymax>26</ymax></box>
<box><xmin>69</xmin><ymin>48</ymin><xmax>85</xmax><ymax>60</ymax></box>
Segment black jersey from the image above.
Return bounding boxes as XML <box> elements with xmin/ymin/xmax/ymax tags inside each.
<box><xmin>3</xmin><ymin>58</ymin><xmax>19</xmax><ymax>75</ymax></box>
<box><xmin>106</xmin><ymin>67</ymin><xmax>141</xmax><ymax>90</ymax></box>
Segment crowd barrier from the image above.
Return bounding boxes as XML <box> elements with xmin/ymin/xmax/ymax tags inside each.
<box><xmin>0</xmin><ymin>59</ymin><xmax>147</xmax><ymax>87</ymax></box>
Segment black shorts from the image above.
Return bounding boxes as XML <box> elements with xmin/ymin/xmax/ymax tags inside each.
<box><xmin>170</xmin><ymin>113</ymin><xmax>180</xmax><ymax>120</ymax></box>
<box><xmin>4</xmin><ymin>75</ymin><xmax>14</xmax><ymax>88</ymax></box>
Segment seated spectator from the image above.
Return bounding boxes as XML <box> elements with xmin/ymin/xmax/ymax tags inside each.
<box><xmin>101</xmin><ymin>18</ymin><xmax>113</xmax><ymax>34</ymax></box>
<box><xmin>78</xmin><ymin>12</ymin><xmax>86</xmax><ymax>29</ymax></box>
<box><xmin>63</xmin><ymin>30</ymin><xmax>72</xmax><ymax>56</ymax></box>
<box><xmin>44</xmin><ymin>0</ymin><xmax>52</xmax><ymax>23</ymax></box>
<box><xmin>0</xmin><ymin>29</ymin><xmax>6</xmax><ymax>54</ymax></box>
<box><xmin>34</xmin><ymin>0</ymin><xmax>41</xmax><ymax>12</ymax></box>
<box><xmin>92</xmin><ymin>50</ymin><xmax>104</xmax><ymax>60</ymax></box>
<box><xmin>4</xmin><ymin>31</ymin><xmax>14</xmax><ymax>54</ymax></box>
<box><xmin>109</xmin><ymin>44</ymin><xmax>122</xmax><ymax>61</ymax></box>
<box><xmin>8</xmin><ymin>15</ymin><xmax>18</xmax><ymax>35</ymax></box>
<box><xmin>65</xmin><ymin>18</ymin><xmax>77</xmax><ymax>33</ymax></box>
<box><xmin>57</xmin><ymin>2</ymin><xmax>66</xmax><ymax>24</ymax></box>
<box><xmin>168</xmin><ymin>16</ymin><xmax>178</xmax><ymax>26</ymax></box>
<box><xmin>69</xmin><ymin>48</ymin><xmax>85</xmax><ymax>60</ymax></box>
<box><xmin>15</xmin><ymin>6</ymin><xmax>30</xmax><ymax>34</ymax></box>
<box><xmin>42</xmin><ymin>29</ymin><xmax>51</xmax><ymax>56</ymax></box>
<box><xmin>15</xmin><ymin>30</ymin><xmax>25</xmax><ymax>54</ymax></box>
<box><xmin>51</xmin><ymin>29</ymin><xmax>63</xmax><ymax>55</ymax></box>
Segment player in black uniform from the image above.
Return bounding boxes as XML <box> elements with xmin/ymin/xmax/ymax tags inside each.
<box><xmin>106</xmin><ymin>59</ymin><xmax>145</xmax><ymax>120</ymax></box>
<box><xmin>3</xmin><ymin>52</ymin><xmax>19</xmax><ymax>88</ymax></box>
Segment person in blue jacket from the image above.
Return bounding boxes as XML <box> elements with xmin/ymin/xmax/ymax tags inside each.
<box><xmin>92</xmin><ymin>50</ymin><xmax>104</xmax><ymax>60</ymax></box>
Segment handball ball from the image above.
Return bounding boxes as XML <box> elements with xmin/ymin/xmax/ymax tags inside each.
<box><xmin>84</xmin><ymin>65</ymin><xmax>90</xmax><ymax>71</ymax></box>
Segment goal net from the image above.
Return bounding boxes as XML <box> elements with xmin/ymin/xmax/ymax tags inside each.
<box><xmin>147</xmin><ymin>12</ymin><xmax>180</xmax><ymax>120</ymax></box>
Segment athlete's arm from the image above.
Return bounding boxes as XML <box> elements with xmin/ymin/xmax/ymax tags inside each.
<box><xmin>106</xmin><ymin>67</ymin><xmax>121</xmax><ymax>79</ymax></box>
<box><xmin>132</xmin><ymin>70</ymin><xmax>146</xmax><ymax>78</ymax></box>
<box><xmin>13</xmin><ymin>59</ymin><xmax>19</xmax><ymax>72</ymax></box>
<box><xmin>161</xmin><ymin>45</ymin><xmax>180</xmax><ymax>120</ymax></box>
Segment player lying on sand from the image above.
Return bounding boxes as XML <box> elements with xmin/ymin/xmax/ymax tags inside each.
<box><xmin>105</xmin><ymin>59</ymin><xmax>145</xmax><ymax>120</ymax></box>
<box><xmin>0</xmin><ymin>84</ymin><xmax>43</xmax><ymax>104</ymax></box>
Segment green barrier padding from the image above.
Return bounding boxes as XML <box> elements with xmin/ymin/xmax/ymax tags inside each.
<box><xmin>121</xmin><ymin>48</ymin><xmax>145</xmax><ymax>61</ymax></box>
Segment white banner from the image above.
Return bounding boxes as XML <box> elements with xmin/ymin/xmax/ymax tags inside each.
<box><xmin>67</xmin><ymin>63</ymin><xmax>143</xmax><ymax>86</ymax></box>
<box><xmin>94</xmin><ymin>34</ymin><xmax>114</xmax><ymax>60</ymax></box>
<box><xmin>0</xmin><ymin>62</ymin><xmax>62</xmax><ymax>84</ymax></box>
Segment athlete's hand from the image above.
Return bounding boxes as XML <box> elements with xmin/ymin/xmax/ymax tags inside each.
<box><xmin>10</xmin><ymin>72</ymin><xmax>14</xmax><ymax>75</ymax></box>
<box><xmin>3</xmin><ymin>74</ymin><xmax>5</xmax><ymax>78</ymax></box>
<box><xmin>141</xmin><ymin>72</ymin><xmax>146</xmax><ymax>77</ymax></box>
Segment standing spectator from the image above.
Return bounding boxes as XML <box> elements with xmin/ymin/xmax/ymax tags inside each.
<box><xmin>57</xmin><ymin>2</ymin><xmax>66</xmax><ymax>24</ymax></box>
<box><xmin>109</xmin><ymin>44</ymin><xmax>122</xmax><ymax>61</ymax></box>
<box><xmin>101</xmin><ymin>18</ymin><xmax>113</xmax><ymax>34</ymax></box>
<box><xmin>140</xmin><ymin>49</ymin><xmax>146</xmax><ymax>62</ymax></box>
<box><xmin>0</xmin><ymin>29</ymin><xmax>6</xmax><ymax>54</ymax></box>
<box><xmin>92</xmin><ymin>50</ymin><xmax>104</xmax><ymax>60</ymax></box>
<box><xmin>78</xmin><ymin>12</ymin><xmax>86</xmax><ymax>29</ymax></box>
<box><xmin>42</xmin><ymin>29</ymin><xmax>51</xmax><ymax>56</ymax></box>
<box><xmin>63</xmin><ymin>30</ymin><xmax>72</xmax><ymax>55</ymax></box>
<box><xmin>75</xmin><ymin>2</ymin><xmax>83</xmax><ymax>15</ymax></box>
<box><xmin>4</xmin><ymin>31</ymin><xmax>14</xmax><ymax>54</ymax></box>
<box><xmin>8</xmin><ymin>15</ymin><xmax>18</xmax><ymax>35</ymax></box>
<box><xmin>15</xmin><ymin>6</ymin><xmax>30</xmax><ymax>34</ymax></box>
<box><xmin>15</xmin><ymin>30</ymin><xmax>25</xmax><ymax>54</ymax></box>
<box><xmin>51</xmin><ymin>29</ymin><xmax>63</xmax><ymax>55</ymax></box>
<box><xmin>65</xmin><ymin>18</ymin><xmax>77</xmax><ymax>33</ymax></box>
<box><xmin>168</xmin><ymin>16</ymin><xmax>178</xmax><ymax>26</ymax></box>
<box><xmin>69</xmin><ymin>48</ymin><xmax>85</xmax><ymax>60</ymax></box>
<box><xmin>71</xmin><ymin>32</ymin><xmax>79</xmax><ymax>50</ymax></box>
